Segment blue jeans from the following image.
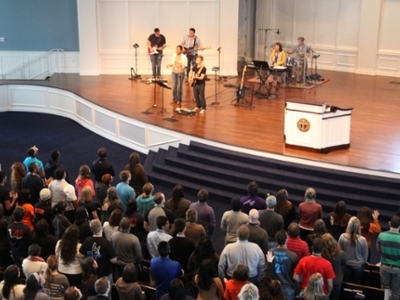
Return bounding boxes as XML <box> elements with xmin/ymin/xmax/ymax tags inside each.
<box><xmin>330</xmin><ymin>283</ymin><xmax>342</xmax><ymax>300</ymax></box>
<box><xmin>281</xmin><ymin>286</ymin><xmax>295</xmax><ymax>300</ymax></box>
<box><xmin>380</xmin><ymin>264</ymin><xmax>400</xmax><ymax>300</ymax></box>
<box><xmin>172</xmin><ymin>72</ymin><xmax>185</xmax><ymax>102</ymax></box>
<box><xmin>150</xmin><ymin>53</ymin><xmax>162</xmax><ymax>77</ymax></box>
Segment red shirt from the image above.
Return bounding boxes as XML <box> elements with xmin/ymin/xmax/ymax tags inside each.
<box><xmin>224</xmin><ymin>279</ymin><xmax>249</xmax><ymax>300</ymax></box>
<box><xmin>299</xmin><ymin>202</ymin><xmax>322</xmax><ymax>229</ymax></box>
<box><xmin>19</xmin><ymin>203</ymin><xmax>35</xmax><ymax>231</ymax></box>
<box><xmin>287</xmin><ymin>236</ymin><xmax>310</xmax><ymax>260</ymax></box>
<box><xmin>294</xmin><ymin>255</ymin><xmax>335</xmax><ymax>294</ymax></box>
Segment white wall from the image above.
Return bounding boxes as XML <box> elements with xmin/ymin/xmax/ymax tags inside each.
<box><xmin>257</xmin><ymin>0</ymin><xmax>400</xmax><ymax>77</ymax></box>
<box><xmin>78</xmin><ymin>0</ymin><xmax>239</xmax><ymax>76</ymax></box>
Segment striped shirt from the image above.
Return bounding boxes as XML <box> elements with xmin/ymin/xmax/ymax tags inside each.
<box><xmin>287</xmin><ymin>236</ymin><xmax>310</xmax><ymax>260</ymax></box>
<box><xmin>377</xmin><ymin>230</ymin><xmax>400</xmax><ymax>267</ymax></box>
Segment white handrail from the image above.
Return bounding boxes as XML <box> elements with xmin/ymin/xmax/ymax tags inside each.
<box><xmin>0</xmin><ymin>48</ymin><xmax>64</xmax><ymax>80</ymax></box>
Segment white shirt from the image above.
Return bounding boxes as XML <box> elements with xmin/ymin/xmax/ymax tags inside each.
<box><xmin>49</xmin><ymin>179</ymin><xmax>68</xmax><ymax>207</ymax></box>
<box><xmin>22</xmin><ymin>258</ymin><xmax>48</xmax><ymax>278</ymax></box>
<box><xmin>146</xmin><ymin>229</ymin><xmax>172</xmax><ymax>258</ymax></box>
<box><xmin>55</xmin><ymin>240</ymin><xmax>82</xmax><ymax>274</ymax></box>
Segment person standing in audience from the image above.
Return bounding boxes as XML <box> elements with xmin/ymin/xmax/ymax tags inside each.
<box><xmin>275</xmin><ymin>189</ymin><xmax>297</xmax><ymax>230</ymax></box>
<box><xmin>103</xmin><ymin>209</ymin><xmax>123</xmax><ymax>241</ymax></box>
<box><xmin>22</xmin><ymin>163</ymin><xmax>44</xmax><ymax>205</ymax></box>
<box><xmin>146</xmin><ymin>216</ymin><xmax>172</xmax><ymax>258</ymax></box>
<box><xmin>80</xmin><ymin>186</ymin><xmax>99</xmax><ymax>220</ymax></box>
<box><xmin>96</xmin><ymin>174</ymin><xmax>113</xmax><ymax>206</ymax></box>
<box><xmin>16</xmin><ymin>189</ymin><xmax>35</xmax><ymax>232</ymax></box>
<box><xmin>79</xmin><ymin>219</ymin><xmax>117</xmax><ymax>294</ymax></box>
<box><xmin>144</xmin><ymin>192</ymin><xmax>174</xmax><ymax>233</ymax></box>
<box><xmin>116</xmin><ymin>171</ymin><xmax>135</xmax><ymax>210</ymax></box>
<box><xmin>22</xmin><ymin>244</ymin><xmax>48</xmax><ymax>278</ymax></box>
<box><xmin>115</xmin><ymin>264</ymin><xmax>143</xmax><ymax>300</ymax></box>
<box><xmin>187</xmin><ymin>236</ymin><xmax>219</xmax><ymax>274</ymax></box>
<box><xmin>259</xmin><ymin>251</ymin><xmax>286</xmax><ymax>300</ymax></box>
<box><xmin>125</xmin><ymin>152</ymin><xmax>148</xmax><ymax>196</ymax></box>
<box><xmin>63</xmin><ymin>287</ymin><xmax>82</xmax><ymax>300</ymax></box>
<box><xmin>221</xmin><ymin>197</ymin><xmax>249</xmax><ymax>245</ymax></box>
<box><xmin>219</xmin><ymin>226</ymin><xmax>265</xmax><ymax>285</ymax></box>
<box><xmin>240</xmin><ymin>181</ymin><xmax>267</xmax><ymax>214</ymax></box>
<box><xmin>377</xmin><ymin>215</ymin><xmax>400</xmax><ymax>300</ymax></box>
<box><xmin>151</xmin><ymin>242</ymin><xmax>183</xmax><ymax>299</ymax></box>
<box><xmin>45</xmin><ymin>151</ymin><xmax>69</xmax><ymax>183</ymax></box>
<box><xmin>44</xmin><ymin>255</ymin><xmax>70</xmax><ymax>300</ymax></box>
<box><xmin>168</xmin><ymin>218</ymin><xmax>195</xmax><ymax>273</ymax></box>
<box><xmin>110</xmin><ymin>217</ymin><xmax>142</xmax><ymax>277</ymax></box>
<box><xmin>293</xmin><ymin>238</ymin><xmax>335</xmax><ymax>296</ymax></box>
<box><xmin>184</xmin><ymin>208</ymin><xmax>206</xmax><ymax>247</ymax></box>
<box><xmin>11</xmin><ymin>162</ymin><xmax>26</xmax><ymax>193</ymax></box>
<box><xmin>190</xmin><ymin>189</ymin><xmax>216</xmax><ymax>238</ymax></box>
<box><xmin>80</xmin><ymin>257</ymin><xmax>98</xmax><ymax>300</ymax></box>
<box><xmin>259</xmin><ymin>195</ymin><xmax>284</xmax><ymax>249</ymax></box>
<box><xmin>124</xmin><ymin>199</ymin><xmax>146</xmax><ymax>245</ymax></box>
<box><xmin>224</xmin><ymin>264</ymin><xmax>250</xmax><ymax>300</ymax></box>
<box><xmin>136</xmin><ymin>182</ymin><xmax>155</xmax><ymax>216</ymax></box>
<box><xmin>87</xmin><ymin>276</ymin><xmax>111</xmax><ymax>300</ymax></box>
<box><xmin>159</xmin><ymin>278</ymin><xmax>192</xmax><ymax>300</ymax></box>
<box><xmin>0</xmin><ymin>204</ymin><xmax>14</xmax><ymax>270</ymax></box>
<box><xmin>8</xmin><ymin>207</ymin><xmax>32</xmax><ymax>268</ymax></box>
<box><xmin>23</xmin><ymin>146</ymin><xmax>45</xmax><ymax>178</ymax></box>
<box><xmin>321</xmin><ymin>233</ymin><xmax>346</xmax><ymax>300</ymax></box>
<box><xmin>269</xmin><ymin>230</ymin><xmax>299</xmax><ymax>300</ymax></box>
<box><xmin>74</xmin><ymin>207</ymin><xmax>92</xmax><ymax>243</ymax></box>
<box><xmin>0</xmin><ymin>171</ymin><xmax>17</xmax><ymax>219</ymax></box>
<box><xmin>338</xmin><ymin>216</ymin><xmax>368</xmax><ymax>284</ymax></box>
<box><xmin>299</xmin><ymin>273</ymin><xmax>330</xmax><ymax>300</ymax></box>
<box><xmin>75</xmin><ymin>165</ymin><xmax>95</xmax><ymax>203</ymax></box>
<box><xmin>325</xmin><ymin>201</ymin><xmax>351</xmax><ymax>242</ymax></box>
<box><xmin>194</xmin><ymin>259</ymin><xmax>224</xmax><ymax>300</ymax></box>
<box><xmin>55</xmin><ymin>225</ymin><xmax>82</xmax><ymax>287</ymax></box>
<box><xmin>35</xmin><ymin>189</ymin><xmax>55</xmax><ymax>234</ymax></box>
<box><xmin>52</xmin><ymin>201</ymin><xmax>72</xmax><ymax>240</ymax></box>
<box><xmin>91</xmin><ymin>147</ymin><xmax>115</xmax><ymax>195</ymax></box>
<box><xmin>0</xmin><ymin>265</ymin><xmax>25</xmax><ymax>300</ymax></box>
<box><xmin>32</xmin><ymin>219</ymin><xmax>57</xmax><ymax>262</ymax></box>
<box><xmin>23</xmin><ymin>273</ymin><xmax>49</xmax><ymax>300</ymax></box>
<box><xmin>48</xmin><ymin>167</ymin><xmax>69</xmax><ymax>207</ymax></box>
<box><xmin>357</xmin><ymin>206</ymin><xmax>381</xmax><ymax>260</ymax></box>
<box><xmin>238</xmin><ymin>283</ymin><xmax>260</xmax><ymax>300</ymax></box>
<box><xmin>165</xmin><ymin>185</ymin><xmax>191</xmax><ymax>219</ymax></box>
<box><xmin>298</xmin><ymin>188</ymin><xmax>322</xmax><ymax>241</ymax></box>
<box><xmin>101</xmin><ymin>187</ymin><xmax>123</xmax><ymax>222</ymax></box>
<box><xmin>305</xmin><ymin>219</ymin><xmax>327</xmax><ymax>254</ymax></box>
<box><xmin>245</xmin><ymin>209</ymin><xmax>269</xmax><ymax>254</ymax></box>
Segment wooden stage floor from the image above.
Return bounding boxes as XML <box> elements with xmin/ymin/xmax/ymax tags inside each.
<box><xmin>4</xmin><ymin>70</ymin><xmax>400</xmax><ymax>174</ymax></box>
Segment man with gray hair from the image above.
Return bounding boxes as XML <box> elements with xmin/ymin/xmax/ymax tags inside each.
<box><xmin>79</xmin><ymin>219</ymin><xmax>117</xmax><ymax>293</ymax></box>
<box><xmin>259</xmin><ymin>195</ymin><xmax>284</xmax><ymax>249</ymax></box>
<box><xmin>218</xmin><ymin>225</ymin><xmax>265</xmax><ymax>285</ymax></box>
<box><xmin>110</xmin><ymin>217</ymin><xmax>142</xmax><ymax>277</ymax></box>
<box><xmin>246</xmin><ymin>209</ymin><xmax>269</xmax><ymax>254</ymax></box>
<box><xmin>87</xmin><ymin>276</ymin><xmax>111</xmax><ymax>300</ymax></box>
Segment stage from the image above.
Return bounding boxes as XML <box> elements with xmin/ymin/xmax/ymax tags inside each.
<box><xmin>2</xmin><ymin>69</ymin><xmax>400</xmax><ymax>174</ymax></box>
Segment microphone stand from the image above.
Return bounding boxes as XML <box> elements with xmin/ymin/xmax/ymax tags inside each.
<box><xmin>211</xmin><ymin>67</ymin><xmax>220</xmax><ymax>105</ymax></box>
<box><xmin>215</xmin><ymin>47</ymin><xmax>226</xmax><ymax>81</ymax></box>
<box><xmin>129</xmin><ymin>44</ymin><xmax>141</xmax><ymax>80</ymax></box>
<box><xmin>141</xmin><ymin>65</ymin><xmax>159</xmax><ymax>115</ymax></box>
<box><xmin>258</xmin><ymin>29</ymin><xmax>280</xmax><ymax>61</ymax></box>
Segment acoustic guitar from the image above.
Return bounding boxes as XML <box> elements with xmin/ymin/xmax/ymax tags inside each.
<box><xmin>188</xmin><ymin>66</ymin><xmax>205</xmax><ymax>87</ymax></box>
<box><xmin>236</xmin><ymin>65</ymin><xmax>247</xmax><ymax>103</ymax></box>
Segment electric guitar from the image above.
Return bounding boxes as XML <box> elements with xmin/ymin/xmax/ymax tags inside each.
<box><xmin>183</xmin><ymin>46</ymin><xmax>212</xmax><ymax>56</ymax></box>
<box><xmin>236</xmin><ymin>65</ymin><xmax>247</xmax><ymax>103</ymax></box>
<box><xmin>148</xmin><ymin>45</ymin><xmax>169</xmax><ymax>56</ymax></box>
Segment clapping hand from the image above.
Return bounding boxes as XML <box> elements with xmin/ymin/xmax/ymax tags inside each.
<box><xmin>372</xmin><ymin>210</ymin><xmax>380</xmax><ymax>220</ymax></box>
<box><xmin>266</xmin><ymin>250</ymin><xmax>275</xmax><ymax>263</ymax></box>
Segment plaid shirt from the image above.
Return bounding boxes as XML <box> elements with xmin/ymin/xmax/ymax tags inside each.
<box><xmin>181</xmin><ymin>35</ymin><xmax>203</xmax><ymax>55</ymax></box>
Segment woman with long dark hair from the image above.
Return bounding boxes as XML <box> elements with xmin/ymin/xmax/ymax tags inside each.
<box><xmin>165</xmin><ymin>185</ymin><xmax>191</xmax><ymax>219</ymax></box>
<box><xmin>187</xmin><ymin>237</ymin><xmax>219</xmax><ymax>274</ymax></box>
<box><xmin>103</xmin><ymin>208</ymin><xmax>122</xmax><ymax>240</ymax></box>
<box><xmin>44</xmin><ymin>255</ymin><xmax>69</xmax><ymax>300</ymax></box>
<box><xmin>274</xmin><ymin>189</ymin><xmax>297</xmax><ymax>230</ymax></box>
<box><xmin>80</xmin><ymin>257</ymin><xmax>98</xmax><ymax>300</ymax></box>
<box><xmin>338</xmin><ymin>217</ymin><xmax>368</xmax><ymax>284</ymax></box>
<box><xmin>357</xmin><ymin>206</ymin><xmax>381</xmax><ymax>260</ymax></box>
<box><xmin>101</xmin><ymin>187</ymin><xmax>123</xmax><ymax>222</ymax></box>
<box><xmin>194</xmin><ymin>259</ymin><xmax>224</xmax><ymax>300</ymax></box>
<box><xmin>321</xmin><ymin>233</ymin><xmax>346</xmax><ymax>300</ymax></box>
<box><xmin>0</xmin><ymin>265</ymin><xmax>25</xmax><ymax>300</ymax></box>
<box><xmin>325</xmin><ymin>201</ymin><xmax>351</xmax><ymax>241</ymax></box>
<box><xmin>74</xmin><ymin>207</ymin><xmax>92</xmax><ymax>243</ymax></box>
<box><xmin>55</xmin><ymin>225</ymin><xmax>82</xmax><ymax>287</ymax></box>
<box><xmin>159</xmin><ymin>279</ymin><xmax>192</xmax><ymax>300</ymax></box>
<box><xmin>11</xmin><ymin>162</ymin><xmax>26</xmax><ymax>193</ymax></box>
<box><xmin>306</xmin><ymin>219</ymin><xmax>327</xmax><ymax>253</ymax></box>
<box><xmin>23</xmin><ymin>273</ymin><xmax>48</xmax><ymax>300</ymax></box>
<box><xmin>124</xmin><ymin>152</ymin><xmax>147</xmax><ymax>196</ymax></box>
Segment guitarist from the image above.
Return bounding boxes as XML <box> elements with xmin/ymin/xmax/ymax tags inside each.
<box><xmin>147</xmin><ymin>28</ymin><xmax>166</xmax><ymax>78</ymax></box>
<box><xmin>190</xmin><ymin>56</ymin><xmax>207</xmax><ymax>114</ymax></box>
<box><xmin>181</xmin><ymin>28</ymin><xmax>204</xmax><ymax>78</ymax></box>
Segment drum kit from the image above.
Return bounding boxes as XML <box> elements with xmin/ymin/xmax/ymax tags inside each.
<box><xmin>285</xmin><ymin>51</ymin><xmax>308</xmax><ymax>85</ymax></box>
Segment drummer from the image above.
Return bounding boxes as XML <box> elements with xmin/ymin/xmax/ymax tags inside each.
<box><xmin>287</xmin><ymin>36</ymin><xmax>311</xmax><ymax>58</ymax></box>
<box><xmin>267</xmin><ymin>42</ymin><xmax>286</xmax><ymax>97</ymax></box>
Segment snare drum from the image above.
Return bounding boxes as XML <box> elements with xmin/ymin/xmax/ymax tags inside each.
<box><xmin>286</xmin><ymin>57</ymin><xmax>294</xmax><ymax>67</ymax></box>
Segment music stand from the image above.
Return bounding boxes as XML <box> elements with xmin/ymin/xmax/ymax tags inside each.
<box><xmin>129</xmin><ymin>44</ymin><xmax>141</xmax><ymax>80</ymax></box>
<box><xmin>155</xmin><ymin>80</ymin><xmax>170</xmax><ymax>114</ymax></box>
<box><xmin>252</xmin><ymin>60</ymin><xmax>270</xmax><ymax>98</ymax></box>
